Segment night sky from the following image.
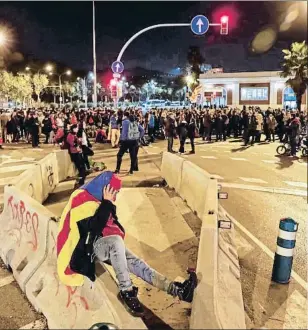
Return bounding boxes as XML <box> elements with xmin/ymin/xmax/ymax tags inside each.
<box><xmin>0</xmin><ymin>1</ymin><xmax>307</xmax><ymax>72</ymax></box>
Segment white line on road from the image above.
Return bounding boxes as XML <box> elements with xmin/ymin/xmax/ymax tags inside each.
<box><xmin>262</xmin><ymin>160</ymin><xmax>279</xmax><ymax>164</ymax></box>
<box><xmin>221</xmin><ymin>182</ymin><xmax>307</xmax><ymax>197</ymax></box>
<box><xmin>284</xmin><ymin>181</ymin><xmax>307</xmax><ymax>188</ymax></box>
<box><xmin>239</xmin><ymin>177</ymin><xmax>268</xmax><ymax>184</ymax></box>
<box><xmin>0</xmin><ymin>275</ymin><xmax>14</xmax><ymax>288</ymax></box>
<box><xmin>221</xmin><ymin>207</ymin><xmax>308</xmax><ymax>292</ymax></box>
<box><xmin>230</xmin><ymin>157</ymin><xmax>248</xmax><ymax>161</ymax></box>
<box><xmin>201</xmin><ymin>156</ymin><xmax>217</xmax><ymax>159</ymax></box>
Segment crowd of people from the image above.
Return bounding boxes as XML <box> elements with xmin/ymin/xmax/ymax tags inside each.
<box><xmin>0</xmin><ymin>105</ymin><xmax>306</xmax><ymax>183</ymax></box>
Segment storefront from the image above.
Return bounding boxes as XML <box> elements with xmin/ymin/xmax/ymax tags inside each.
<box><xmin>199</xmin><ymin>71</ymin><xmax>307</xmax><ymax>110</ymax></box>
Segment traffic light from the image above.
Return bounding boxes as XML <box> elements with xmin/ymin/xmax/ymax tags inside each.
<box><xmin>220</xmin><ymin>16</ymin><xmax>229</xmax><ymax>35</ymax></box>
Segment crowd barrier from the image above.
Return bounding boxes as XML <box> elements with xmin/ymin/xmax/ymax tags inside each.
<box><xmin>161</xmin><ymin>152</ymin><xmax>245</xmax><ymax>329</ymax></box>
<box><xmin>0</xmin><ymin>185</ymin><xmax>53</xmax><ymax>291</ymax></box>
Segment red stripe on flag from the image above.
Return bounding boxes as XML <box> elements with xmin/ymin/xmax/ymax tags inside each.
<box><xmin>57</xmin><ymin>211</ymin><xmax>71</xmax><ymax>256</ymax></box>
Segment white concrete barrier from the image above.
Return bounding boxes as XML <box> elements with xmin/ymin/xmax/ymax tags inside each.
<box><xmin>179</xmin><ymin>160</ymin><xmax>213</xmax><ymax>218</ymax></box>
<box><xmin>160</xmin><ymin>153</ymin><xmax>246</xmax><ymax>329</ymax></box>
<box><xmin>26</xmin><ymin>219</ymin><xmax>146</xmax><ymax>329</ymax></box>
<box><xmin>11</xmin><ymin>163</ymin><xmax>45</xmax><ymax>204</ymax></box>
<box><xmin>161</xmin><ymin>152</ymin><xmax>185</xmax><ymax>191</ymax></box>
<box><xmin>37</xmin><ymin>153</ymin><xmax>59</xmax><ymax>201</ymax></box>
<box><xmin>0</xmin><ymin>185</ymin><xmax>52</xmax><ymax>291</ymax></box>
<box><xmin>54</xmin><ymin>150</ymin><xmax>77</xmax><ymax>182</ymax></box>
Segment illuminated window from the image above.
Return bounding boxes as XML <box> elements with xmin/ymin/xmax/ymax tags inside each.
<box><xmin>241</xmin><ymin>87</ymin><xmax>268</xmax><ymax>101</ymax></box>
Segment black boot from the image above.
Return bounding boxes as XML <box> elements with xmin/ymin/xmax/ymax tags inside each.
<box><xmin>168</xmin><ymin>270</ymin><xmax>197</xmax><ymax>303</ymax></box>
<box><xmin>119</xmin><ymin>286</ymin><xmax>144</xmax><ymax>317</ymax></box>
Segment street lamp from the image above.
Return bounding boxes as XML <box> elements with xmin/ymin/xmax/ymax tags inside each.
<box><xmin>186</xmin><ymin>75</ymin><xmax>194</xmax><ymax>84</ymax></box>
<box><xmin>0</xmin><ymin>31</ymin><xmax>7</xmax><ymax>47</ymax></box>
<box><xmin>45</xmin><ymin>64</ymin><xmax>53</xmax><ymax>73</ymax></box>
<box><xmin>49</xmin><ymin>70</ymin><xmax>72</xmax><ymax>107</ymax></box>
<box><xmin>25</xmin><ymin>66</ymin><xmax>30</xmax><ymax>71</ymax></box>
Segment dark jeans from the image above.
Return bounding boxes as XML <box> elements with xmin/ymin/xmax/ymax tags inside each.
<box><xmin>290</xmin><ymin>137</ymin><xmax>297</xmax><ymax>156</ymax></box>
<box><xmin>70</xmin><ymin>152</ymin><xmax>86</xmax><ymax>184</ymax></box>
<box><xmin>44</xmin><ymin>133</ymin><xmax>50</xmax><ymax>144</ymax></box>
<box><xmin>203</xmin><ymin>127</ymin><xmax>210</xmax><ymax>141</ymax></box>
<box><xmin>179</xmin><ymin>138</ymin><xmax>186</xmax><ymax>153</ymax></box>
<box><xmin>167</xmin><ymin>136</ymin><xmax>174</xmax><ymax>152</ymax></box>
<box><xmin>189</xmin><ymin>137</ymin><xmax>195</xmax><ymax>153</ymax></box>
<box><xmin>134</xmin><ymin>144</ymin><xmax>139</xmax><ymax>170</ymax></box>
<box><xmin>82</xmin><ymin>153</ymin><xmax>90</xmax><ymax>170</ymax></box>
<box><xmin>116</xmin><ymin>140</ymin><xmax>137</xmax><ymax>172</ymax></box>
<box><xmin>245</xmin><ymin>129</ymin><xmax>256</xmax><ymax>145</ymax></box>
<box><xmin>216</xmin><ymin>130</ymin><xmax>223</xmax><ymax>141</ymax></box>
<box><xmin>148</xmin><ymin>126</ymin><xmax>155</xmax><ymax>143</ymax></box>
<box><xmin>267</xmin><ymin>129</ymin><xmax>275</xmax><ymax>142</ymax></box>
<box><xmin>32</xmin><ymin>132</ymin><xmax>39</xmax><ymax>147</ymax></box>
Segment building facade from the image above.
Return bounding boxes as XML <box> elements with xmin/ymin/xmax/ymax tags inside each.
<box><xmin>198</xmin><ymin>71</ymin><xmax>308</xmax><ymax>110</ymax></box>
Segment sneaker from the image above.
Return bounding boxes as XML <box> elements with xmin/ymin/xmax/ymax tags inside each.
<box><xmin>114</xmin><ymin>169</ymin><xmax>120</xmax><ymax>174</ymax></box>
<box><xmin>169</xmin><ymin>270</ymin><xmax>197</xmax><ymax>303</ymax></box>
<box><xmin>128</xmin><ymin>170</ymin><xmax>133</xmax><ymax>175</ymax></box>
<box><xmin>119</xmin><ymin>287</ymin><xmax>144</xmax><ymax>317</ymax></box>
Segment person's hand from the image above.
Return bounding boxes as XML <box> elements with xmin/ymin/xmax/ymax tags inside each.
<box><xmin>103</xmin><ymin>184</ymin><xmax>117</xmax><ymax>202</ymax></box>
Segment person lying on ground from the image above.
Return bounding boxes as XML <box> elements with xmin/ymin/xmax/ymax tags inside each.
<box><xmin>57</xmin><ymin>171</ymin><xmax>197</xmax><ymax>317</ymax></box>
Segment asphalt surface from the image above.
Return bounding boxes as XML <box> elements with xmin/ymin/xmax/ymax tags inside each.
<box><xmin>143</xmin><ymin>136</ymin><xmax>308</xmax><ymax>329</ymax></box>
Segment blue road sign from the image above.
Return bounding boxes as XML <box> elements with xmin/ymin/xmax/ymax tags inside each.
<box><xmin>111</xmin><ymin>61</ymin><xmax>124</xmax><ymax>74</ymax></box>
<box><xmin>191</xmin><ymin>15</ymin><xmax>209</xmax><ymax>35</ymax></box>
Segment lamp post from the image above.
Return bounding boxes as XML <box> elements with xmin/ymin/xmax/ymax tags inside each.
<box><xmin>50</xmin><ymin>70</ymin><xmax>72</xmax><ymax>107</ymax></box>
<box><xmin>77</xmin><ymin>72</ymin><xmax>94</xmax><ymax>109</ymax></box>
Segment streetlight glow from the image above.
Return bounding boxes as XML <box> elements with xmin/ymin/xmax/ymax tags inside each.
<box><xmin>45</xmin><ymin>64</ymin><xmax>53</xmax><ymax>72</ymax></box>
<box><xmin>221</xmin><ymin>16</ymin><xmax>229</xmax><ymax>24</ymax></box>
<box><xmin>25</xmin><ymin>66</ymin><xmax>30</xmax><ymax>71</ymax></box>
<box><xmin>0</xmin><ymin>31</ymin><xmax>7</xmax><ymax>46</ymax></box>
<box><xmin>186</xmin><ymin>75</ymin><xmax>194</xmax><ymax>84</ymax></box>
<box><xmin>66</xmin><ymin>70</ymin><xmax>72</xmax><ymax>76</ymax></box>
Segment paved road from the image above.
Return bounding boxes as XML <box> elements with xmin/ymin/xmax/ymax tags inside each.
<box><xmin>143</xmin><ymin>137</ymin><xmax>307</xmax><ymax>329</ymax></box>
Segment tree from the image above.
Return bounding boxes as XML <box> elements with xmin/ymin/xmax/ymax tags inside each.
<box><xmin>187</xmin><ymin>46</ymin><xmax>204</xmax><ymax>91</ymax></box>
<box><xmin>0</xmin><ymin>71</ymin><xmax>15</xmax><ymax>100</ymax></box>
<box><xmin>32</xmin><ymin>73</ymin><xmax>49</xmax><ymax>102</ymax></box>
<box><xmin>11</xmin><ymin>74</ymin><xmax>33</xmax><ymax>106</ymax></box>
<box><xmin>281</xmin><ymin>41</ymin><xmax>308</xmax><ymax>110</ymax></box>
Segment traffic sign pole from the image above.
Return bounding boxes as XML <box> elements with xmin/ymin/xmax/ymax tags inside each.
<box><xmin>113</xmin><ymin>15</ymin><xmax>226</xmax><ymax>74</ymax></box>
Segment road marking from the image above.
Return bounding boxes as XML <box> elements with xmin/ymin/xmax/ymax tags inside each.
<box><xmin>201</xmin><ymin>156</ymin><xmax>217</xmax><ymax>159</ymax></box>
<box><xmin>210</xmin><ymin>174</ymin><xmax>224</xmax><ymax>180</ymax></box>
<box><xmin>239</xmin><ymin>177</ymin><xmax>268</xmax><ymax>184</ymax></box>
<box><xmin>221</xmin><ymin>207</ymin><xmax>308</xmax><ymax>292</ymax></box>
<box><xmin>223</xmin><ymin>150</ymin><xmax>231</xmax><ymax>153</ymax></box>
<box><xmin>220</xmin><ymin>182</ymin><xmax>307</xmax><ymax>197</ymax></box>
<box><xmin>19</xmin><ymin>320</ymin><xmax>46</xmax><ymax>329</ymax></box>
<box><xmin>284</xmin><ymin>181</ymin><xmax>307</xmax><ymax>188</ymax></box>
<box><xmin>230</xmin><ymin>157</ymin><xmax>247</xmax><ymax>161</ymax></box>
<box><xmin>262</xmin><ymin>160</ymin><xmax>279</xmax><ymax>164</ymax></box>
<box><xmin>0</xmin><ymin>275</ymin><xmax>14</xmax><ymax>288</ymax></box>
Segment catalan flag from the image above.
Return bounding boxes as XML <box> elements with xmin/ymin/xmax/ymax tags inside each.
<box><xmin>57</xmin><ymin>171</ymin><xmax>122</xmax><ymax>286</ymax></box>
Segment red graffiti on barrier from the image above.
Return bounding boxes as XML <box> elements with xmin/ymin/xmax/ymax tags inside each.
<box><xmin>7</xmin><ymin>196</ymin><xmax>39</xmax><ymax>251</ymax></box>
<box><xmin>54</xmin><ymin>272</ymin><xmax>89</xmax><ymax>329</ymax></box>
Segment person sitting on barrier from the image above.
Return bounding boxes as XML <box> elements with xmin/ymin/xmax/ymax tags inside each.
<box><xmin>57</xmin><ymin>171</ymin><xmax>197</xmax><ymax>317</ymax></box>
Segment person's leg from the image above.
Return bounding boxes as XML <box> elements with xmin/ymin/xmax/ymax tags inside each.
<box><xmin>179</xmin><ymin>139</ymin><xmax>185</xmax><ymax>153</ymax></box>
<box><xmin>271</xmin><ymin>129</ymin><xmax>275</xmax><ymax>142</ymax></box>
<box><xmin>31</xmin><ymin>133</ymin><xmax>35</xmax><ymax>147</ymax></box>
<box><xmin>94</xmin><ymin>236</ymin><xmax>133</xmax><ymax>291</ymax></box>
<box><xmin>190</xmin><ymin>137</ymin><xmax>195</xmax><ymax>153</ymax></box>
<box><xmin>251</xmin><ymin>130</ymin><xmax>256</xmax><ymax>145</ymax></box>
<box><xmin>115</xmin><ymin>129</ymin><xmax>120</xmax><ymax>147</ymax></box>
<box><xmin>134</xmin><ymin>143</ymin><xmax>139</xmax><ymax>171</ymax></box>
<box><xmin>167</xmin><ymin>136</ymin><xmax>172</xmax><ymax>152</ymax></box>
<box><xmin>116</xmin><ymin>141</ymin><xmax>128</xmax><ymax>172</ymax></box>
<box><xmin>128</xmin><ymin>140</ymin><xmax>137</xmax><ymax>173</ymax></box>
<box><xmin>111</xmin><ymin>129</ymin><xmax>116</xmax><ymax>147</ymax></box>
<box><xmin>125</xmin><ymin>248</ymin><xmax>197</xmax><ymax>302</ymax></box>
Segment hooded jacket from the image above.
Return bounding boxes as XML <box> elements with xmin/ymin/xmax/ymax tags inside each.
<box><xmin>57</xmin><ymin>171</ymin><xmax>123</xmax><ymax>286</ymax></box>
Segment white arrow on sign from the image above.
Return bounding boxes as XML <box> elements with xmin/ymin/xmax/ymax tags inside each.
<box><xmin>115</xmin><ymin>63</ymin><xmax>120</xmax><ymax>72</ymax></box>
<box><xmin>196</xmin><ymin>18</ymin><xmax>204</xmax><ymax>33</ymax></box>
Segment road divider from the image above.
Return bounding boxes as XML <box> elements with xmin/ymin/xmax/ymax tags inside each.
<box><xmin>0</xmin><ymin>185</ymin><xmax>53</xmax><ymax>291</ymax></box>
<box><xmin>161</xmin><ymin>152</ymin><xmax>245</xmax><ymax>329</ymax></box>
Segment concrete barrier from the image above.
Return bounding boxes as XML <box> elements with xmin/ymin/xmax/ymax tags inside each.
<box><xmin>37</xmin><ymin>153</ymin><xmax>59</xmax><ymax>201</ymax></box>
<box><xmin>0</xmin><ymin>185</ymin><xmax>53</xmax><ymax>291</ymax></box>
<box><xmin>179</xmin><ymin>160</ymin><xmax>213</xmax><ymax>218</ymax></box>
<box><xmin>161</xmin><ymin>152</ymin><xmax>185</xmax><ymax>191</ymax></box>
<box><xmin>160</xmin><ymin>152</ymin><xmax>246</xmax><ymax>329</ymax></box>
<box><xmin>54</xmin><ymin>150</ymin><xmax>77</xmax><ymax>182</ymax></box>
<box><xmin>11</xmin><ymin>163</ymin><xmax>45</xmax><ymax>204</ymax></box>
<box><xmin>26</xmin><ymin>218</ymin><xmax>146</xmax><ymax>329</ymax></box>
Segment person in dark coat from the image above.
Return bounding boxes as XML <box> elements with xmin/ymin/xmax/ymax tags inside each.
<box><xmin>42</xmin><ymin>113</ymin><xmax>53</xmax><ymax>144</ymax></box>
<box><xmin>215</xmin><ymin>113</ymin><xmax>224</xmax><ymax>141</ymax></box>
<box><xmin>177</xmin><ymin>114</ymin><xmax>188</xmax><ymax>154</ymax></box>
<box><xmin>187</xmin><ymin>115</ymin><xmax>196</xmax><ymax>154</ymax></box>
<box><xmin>28</xmin><ymin>112</ymin><xmax>40</xmax><ymax>147</ymax></box>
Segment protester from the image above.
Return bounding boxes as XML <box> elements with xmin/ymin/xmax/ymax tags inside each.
<box><xmin>57</xmin><ymin>171</ymin><xmax>198</xmax><ymax>317</ymax></box>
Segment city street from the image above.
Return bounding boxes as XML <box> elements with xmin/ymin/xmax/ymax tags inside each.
<box><xmin>142</xmin><ymin>137</ymin><xmax>307</xmax><ymax>329</ymax></box>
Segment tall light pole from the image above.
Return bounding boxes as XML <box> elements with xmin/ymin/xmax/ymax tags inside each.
<box><xmin>92</xmin><ymin>0</ymin><xmax>97</xmax><ymax>107</ymax></box>
<box><xmin>50</xmin><ymin>70</ymin><xmax>72</xmax><ymax>107</ymax></box>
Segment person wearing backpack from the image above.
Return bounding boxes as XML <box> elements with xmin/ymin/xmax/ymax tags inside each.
<box><xmin>114</xmin><ymin>112</ymin><xmax>144</xmax><ymax>175</ymax></box>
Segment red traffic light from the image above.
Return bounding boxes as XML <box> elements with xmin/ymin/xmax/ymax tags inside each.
<box><xmin>220</xmin><ymin>16</ymin><xmax>229</xmax><ymax>35</ymax></box>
